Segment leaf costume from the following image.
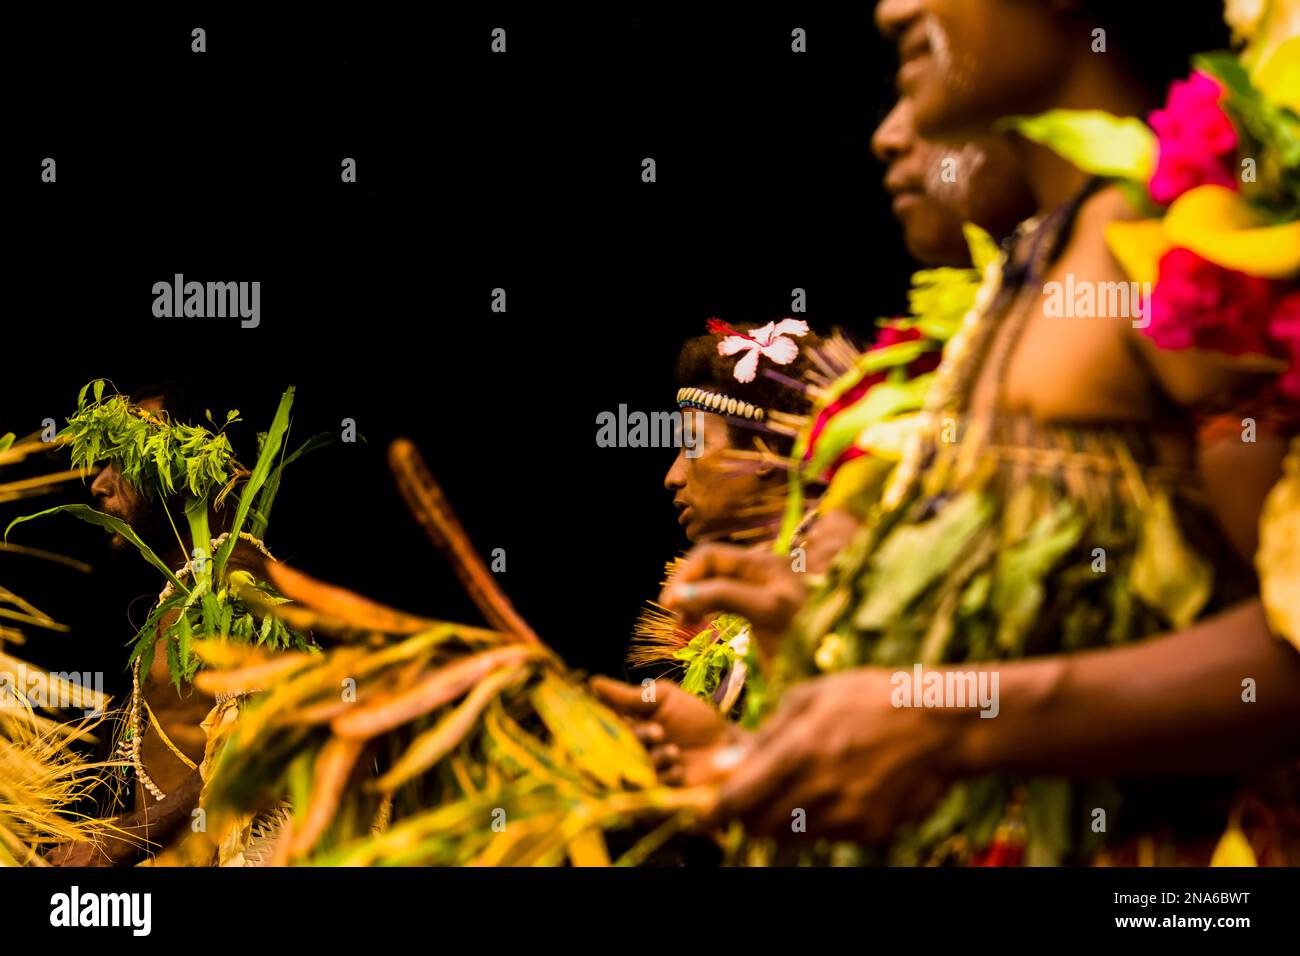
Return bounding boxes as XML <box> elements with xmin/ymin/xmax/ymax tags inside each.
<box><xmin>6</xmin><ymin>383</ymin><xmax>328</xmax><ymax>864</ymax></box>
<box><xmin>777</xmin><ymin>186</ymin><xmax>1266</xmax><ymax>866</ymax></box>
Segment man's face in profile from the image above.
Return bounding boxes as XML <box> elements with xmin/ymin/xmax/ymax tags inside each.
<box><xmin>89</xmin><ymin>461</ymin><xmax>152</xmax><ymax>550</ymax></box>
<box><xmin>87</xmin><ymin>395</ymin><xmax>170</xmax><ymax>554</ymax></box>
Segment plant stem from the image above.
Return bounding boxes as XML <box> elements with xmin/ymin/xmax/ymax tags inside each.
<box><xmin>159</xmin><ymin>495</ymin><xmax>189</xmax><ymax>562</ymax></box>
<box><xmin>184</xmin><ymin>496</ymin><xmax>213</xmax><ymax>590</ymax></box>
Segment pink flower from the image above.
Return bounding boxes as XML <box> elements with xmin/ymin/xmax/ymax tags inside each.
<box><xmin>1268</xmin><ymin>292</ymin><xmax>1300</xmax><ymax>400</ymax></box>
<box><xmin>1149</xmin><ymin>71</ymin><xmax>1239</xmax><ymax>206</ymax></box>
<box><xmin>1146</xmin><ymin>248</ymin><xmax>1281</xmax><ymax>355</ymax></box>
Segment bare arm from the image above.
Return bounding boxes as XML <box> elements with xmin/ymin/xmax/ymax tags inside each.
<box><xmin>710</xmin><ymin>601</ymin><xmax>1300</xmax><ymax>837</ymax></box>
<box><xmin>47</xmin><ymin>770</ymin><xmax>203</xmax><ymax>866</ymax></box>
<box><xmin>962</xmin><ymin>599</ymin><xmax>1300</xmax><ymax>777</ymax></box>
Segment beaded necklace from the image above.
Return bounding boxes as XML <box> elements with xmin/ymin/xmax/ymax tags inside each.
<box><xmin>880</xmin><ymin>179</ymin><xmax>1106</xmax><ymax>510</ymax></box>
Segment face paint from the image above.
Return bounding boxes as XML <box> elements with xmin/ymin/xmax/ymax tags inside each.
<box><xmin>926</xmin><ymin>14</ymin><xmax>980</xmax><ymax>104</ymax></box>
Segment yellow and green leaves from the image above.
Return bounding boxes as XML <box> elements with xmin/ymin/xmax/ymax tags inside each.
<box><xmin>853</xmin><ymin>491</ymin><xmax>995</xmax><ymax>632</ymax></box>
<box><xmin>531</xmin><ymin>672</ymin><xmax>656</xmax><ymax>790</ymax></box>
<box><xmin>63</xmin><ymin>383</ymin><xmax>238</xmax><ymax>504</ymax></box>
<box><xmin>673</xmin><ymin>613</ymin><xmax>750</xmax><ymax>700</ymax></box>
<box><xmin>1131</xmin><ymin>488</ymin><xmax>1213</xmax><ymax>630</ymax></box>
<box><xmin>1000</xmin><ymin>110</ymin><xmax>1157</xmax><ymax>185</ymax></box>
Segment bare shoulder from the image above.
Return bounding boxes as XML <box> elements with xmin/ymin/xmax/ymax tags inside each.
<box><xmin>999</xmin><ymin>188</ymin><xmax>1156</xmax><ymax>422</ymax></box>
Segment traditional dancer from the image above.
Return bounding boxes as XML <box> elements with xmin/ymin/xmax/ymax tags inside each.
<box><xmin>11</xmin><ymin>383</ymin><xmax>316</xmax><ymax>865</ymax></box>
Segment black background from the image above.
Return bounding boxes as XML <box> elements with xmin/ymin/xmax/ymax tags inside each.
<box><xmin>3</xmin><ymin>8</ymin><xmax>914</xmax><ymax>702</ymax></box>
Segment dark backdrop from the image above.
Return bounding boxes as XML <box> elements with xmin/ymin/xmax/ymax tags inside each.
<box><xmin>4</xmin><ymin>8</ymin><xmax>916</xmax><ymax>699</ymax></box>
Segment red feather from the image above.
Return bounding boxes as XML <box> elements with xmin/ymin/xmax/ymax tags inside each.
<box><xmin>706</xmin><ymin>317</ymin><xmax>756</xmax><ymax>341</ymax></box>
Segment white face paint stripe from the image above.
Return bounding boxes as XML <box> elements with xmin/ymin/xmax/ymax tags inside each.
<box><xmin>924</xmin><ymin>14</ymin><xmax>951</xmax><ymax>73</ymax></box>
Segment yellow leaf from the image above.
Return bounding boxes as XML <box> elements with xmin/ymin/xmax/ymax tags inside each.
<box><xmin>1165</xmin><ymin>186</ymin><xmax>1300</xmax><ymax>279</ymax></box>
<box><xmin>1210</xmin><ymin>826</ymin><xmax>1258</xmax><ymax>867</ymax></box>
<box><xmin>820</xmin><ymin>455</ymin><xmax>893</xmax><ymax>514</ymax></box>
<box><xmin>374</xmin><ymin>663</ymin><xmax>524</xmax><ymax>791</ymax></box>
<box><xmin>566</xmin><ymin>828</ymin><xmax>611</xmax><ymax>867</ymax></box>
<box><xmin>1255</xmin><ymin>35</ymin><xmax>1300</xmax><ymax>112</ymax></box>
<box><xmin>532</xmin><ymin>673</ymin><xmax>656</xmax><ymax>790</ymax></box>
<box><xmin>1003</xmin><ymin>110</ymin><xmax>1156</xmax><ymax>182</ymax></box>
<box><xmin>855</xmin><ymin>414</ymin><xmax>924</xmax><ymax>461</ymax></box>
<box><xmin>1106</xmin><ymin>219</ymin><xmax>1170</xmax><ymax>285</ymax></box>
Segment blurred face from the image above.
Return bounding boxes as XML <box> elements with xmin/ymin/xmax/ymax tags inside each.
<box><xmin>873</xmin><ymin>97</ymin><xmax>970</xmax><ymax>264</ymax></box>
<box><xmin>872</xmin><ymin>96</ymin><xmax>1036</xmax><ymax>263</ymax></box>
<box><xmin>877</xmin><ymin>0</ymin><xmax>1074</xmax><ymax>139</ymax></box>
<box><xmin>663</xmin><ymin>413</ymin><xmax>777</xmax><ymax>543</ymax></box>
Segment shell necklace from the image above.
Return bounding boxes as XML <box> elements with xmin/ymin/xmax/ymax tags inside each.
<box><xmin>124</xmin><ymin>531</ymin><xmax>275</xmax><ymax>801</ymax></box>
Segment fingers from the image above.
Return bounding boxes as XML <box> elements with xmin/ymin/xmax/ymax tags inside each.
<box><xmin>634</xmin><ymin>722</ymin><xmax>665</xmax><ymax>746</ymax></box>
<box><xmin>661</xmin><ymin>577</ymin><xmax>770</xmax><ymax>624</ymax></box>
<box><xmin>655</xmin><ymin>760</ymin><xmax>685</xmax><ymax>787</ymax></box>
<box><xmin>589</xmin><ymin>675</ymin><xmax>659</xmax><ymax>718</ymax></box>
<box><xmin>670</xmin><ymin>543</ymin><xmax>763</xmax><ymax>586</ymax></box>
<box><xmin>651</xmin><ymin>744</ymin><xmax>684</xmax><ymax>784</ymax></box>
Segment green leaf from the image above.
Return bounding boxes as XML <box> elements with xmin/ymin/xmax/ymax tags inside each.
<box><xmin>271</xmin><ymin>617</ymin><xmax>289</xmax><ymax>650</ymax></box>
<box><xmin>680</xmin><ymin>652</ymin><xmax>711</xmax><ymax>695</ymax></box>
<box><xmin>166</xmin><ymin>629</ymin><xmax>182</xmax><ymax>694</ymax></box>
<box><xmin>1196</xmin><ymin>51</ymin><xmax>1300</xmax><ymax>175</ymax></box>
<box><xmin>258</xmin><ymin>612</ymin><xmax>274</xmax><ymax>646</ymax></box>
<box><xmin>184</xmin><ymin>495</ymin><xmax>212</xmax><ymax>593</ymax></box>
<box><xmin>0</xmin><ymin>433</ymin><xmax>13</xmax><ymax>454</ymax></box>
<box><xmin>61</xmin><ymin>388</ymin><xmax>237</xmax><ymax>504</ymax></box>
<box><xmin>127</xmin><ymin>591</ymin><xmax>187</xmax><ymax>673</ymax></box>
<box><xmin>201</xmin><ymin>591</ymin><xmax>221</xmax><ymax>638</ymax></box>
<box><xmin>215</xmin><ymin>387</ymin><xmax>294</xmax><ymax>577</ymax></box>
<box><xmin>1000</xmin><ymin>110</ymin><xmax>1156</xmax><ymax>183</ymax></box>
<box><xmin>1131</xmin><ymin>489</ymin><xmax>1212</xmax><ymax>629</ymax></box>
<box><xmin>1022</xmin><ymin>778</ymin><xmax>1072</xmax><ymax>867</ymax></box>
<box><xmin>804</xmin><ymin>379</ymin><xmax>930</xmax><ymax>479</ymax></box>
<box><xmin>93</xmin><ymin>379</ymin><xmax>105</xmax><ymax>404</ymax></box>
<box><xmin>992</xmin><ymin>498</ymin><xmax>1086</xmax><ymax>653</ymax></box>
<box><xmin>178</xmin><ymin>613</ymin><xmax>192</xmax><ymax>678</ymax></box>
<box><xmin>5</xmin><ymin>504</ymin><xmax>185</xmax><ymax>592</ymax></box>
<box><xmin>854</xmin><ymin>492</ymin><xmax>995</xmax><ymax>630</ymax></box>
<box><xmin>250</xmin><ymin>429</ymin><xmax>333</xmax><ymax>539</ymax></box>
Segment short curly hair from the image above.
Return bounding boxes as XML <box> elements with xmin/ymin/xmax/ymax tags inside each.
<box><xmin>674</xmin><ymin>322</ymin><xmax>822</xmax><ymax>455</ymax></box>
